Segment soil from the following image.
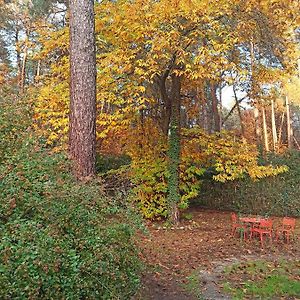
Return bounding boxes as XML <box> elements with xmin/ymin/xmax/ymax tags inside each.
<box><xmin>134</xmin><ymin>208</ymin><xmax>300</xmax><ymax>300</ymax></box>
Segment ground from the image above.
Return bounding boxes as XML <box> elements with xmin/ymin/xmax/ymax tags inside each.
<box><xmin>135</xmin><ymin>209</ymin><xmax>300</xmax><ymax>300</ymax></box>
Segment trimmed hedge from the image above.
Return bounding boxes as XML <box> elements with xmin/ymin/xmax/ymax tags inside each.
<box><xmin>195</xmin><ymin>151</ymin><xmax>300</xmax><ymax>217</ymax></box>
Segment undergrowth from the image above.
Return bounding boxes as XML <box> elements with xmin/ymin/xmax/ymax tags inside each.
<box><xmin>0</xmin><ymin>98</ymin><xmax>143</xmax><ymax>299</ymax></box>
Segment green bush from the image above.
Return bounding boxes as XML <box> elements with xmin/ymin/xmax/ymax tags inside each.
<box><xmin>96</xmin><ymin>154</ymin><xmax>131</xmax><ymax>173</ymax></box>
<box><xmin>0</xmin><ymin>101</ymin><xmax>142</xmax><ymax>299</ymax></box>
<box><xmin>196</xmin><ymin>151</ymin><xmax>300</xmax><ymax>217</ymax></box>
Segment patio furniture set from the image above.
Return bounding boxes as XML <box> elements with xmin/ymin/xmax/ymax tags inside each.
<box><xmin>231</xmin><ymin>212</ymin><xmax>296</xmax><ymax>247</ymax></box>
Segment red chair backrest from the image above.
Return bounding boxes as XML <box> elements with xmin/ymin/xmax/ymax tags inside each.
<box><xmin>260</xmin><ymin>219</ymin><xmax>273</xmax><ymax>229</ymax></box>
<box><xmin>282</xmin><ymin>217</ymin><xmax>296</xmax><ymax>230</ymax></box>
<box><xmin>231</xmin><ymin>212</ymin><xmax>237</xmax><ymax>223</ymax></box>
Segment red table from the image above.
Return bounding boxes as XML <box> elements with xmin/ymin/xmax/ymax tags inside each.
<box><xmin>239</xmin><ymin>217</ymin><xmax>262</xmax><ymax>239</ymax></box>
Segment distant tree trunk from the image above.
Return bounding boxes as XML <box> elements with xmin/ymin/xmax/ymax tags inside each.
<box><xmin>167</xmin><ymin>73</ymin><xmax>181</xmax><ymax>225</ymax></box>
<box><xmin>210</xmin><ymin>82</ymin><xmax>221</xmax><ymax>132</ymax></box>
<box><xmin>262</xmin><ymin>106</ymin><xmax>269</xmax><ymax>152</ymax></box>
<box><xmin>15</xmin><ymin>28</ymin><xmax>22</xmax><ymax>88</ymax></box>
<box><xmin>250</xmin><ymin>41</ymin><xmax>262</xmax><ymax>148</ymax></box>
<box><xmin>35</xmin><ymin>60</ymin><xmax>41</xmax><ymax>82</ymax></box>
<box><xmin>271</xmin><ymin>99</ymin><xmax>278</xmax><ymax>152</ymax></box>
<box><xmin>278</xmin><ymin>112</ymin><xmax>285</xmax><ymax>149</ymax></box>
<box><xmin>233</xmin><ymin>84</ymin><xmax>245</xmax><ymax>136</ymax></box>
<box><xmin>286</xmin><ymin>96</ymin><xmax>292</xmax><ymax>149</ymax></box>
<box><xmin>253</xmin><ymin>107</ymin><xmax>261</xmax><ymax>146</ymax></box>
<box><xmin>20</xmin><ymin>43</ymin><xmax>28</xmax><ymax>93</ymax></box>
<box><xmin>219</xmin><ymin>86</ymin><xmax>223</xmax><ymax>129</ymax></box>
<box><xmin>69</xmin><ymin>0</ymin><xmax>97</xmax><ymax>179</ymax></box>
<box><xmin>198</xmin><ymin>83</ymin><xmax>208</xmax><ymax>131</ymax></box>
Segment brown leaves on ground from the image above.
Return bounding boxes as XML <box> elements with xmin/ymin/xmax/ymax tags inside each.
<box><xmin>135</xmin><ymin>209</ymin><xmax>300</xmax><ymax>300</ymax></box>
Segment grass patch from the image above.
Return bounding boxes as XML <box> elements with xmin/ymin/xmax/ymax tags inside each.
<box><xmin>182</xmin><ymin>270</ymin><xmax>204</xmax><ymax>300</ymax></box>
<box><xmin>222</xmin><ymin>259</ymin><xmax>300</xmax><ymax>299</ymax></box>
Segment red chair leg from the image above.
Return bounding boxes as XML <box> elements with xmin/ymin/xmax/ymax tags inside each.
<box><xmin>260</xmin><ymin>233</ymin><xmax>263</xmax><ymax>248</ymax></box>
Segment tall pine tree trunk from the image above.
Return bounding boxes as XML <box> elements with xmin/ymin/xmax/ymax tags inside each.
<box><xmin>69</xmin><ymin>0</ymin><xmax>96</xmax><ymax>179</ymax></box>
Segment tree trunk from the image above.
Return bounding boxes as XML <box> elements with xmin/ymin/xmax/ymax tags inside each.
<box><xmin>250</xmin><ymin>41</ymin><xmax>262</xmax><ymax>147</ymax></box>
<box><xmin>20</xmin><ymin>43</ymin><xmax>28</xmax><ymax>93</ymax></box>
<box><xmin>35</xmin><ymin>60</ymin><xmax>41</xmax><ymax>82</ymax></box>
<box><xmin>15</xmin><ymin>29</ymin><xmax>22</xmax><ymax>88</ymax></box>
<box><xmin>233</xmin><ymin>84</ymin><xmax>245</xmax><ymax>136</ymax></box>
<box><xmin>158</xmin><ymin>75</ymin><xmax>171</xmax><ymax>136</ymax></box>
<box><xmin>262</xmin><ymin>106</ymin><xmax>270</xmax><ymax>152</ymax></box>
<box><xmin>253</xmin><ymin>107</ymin><xmax>261</xmax><ymax>146</ymax></box>
<box><xmin>167</xmin><ymin>74</ymin><xmax>181</xmax><ymax>225</ymax></box>
<box><xmin>286</xmin><ymin>95</ymin><xmax>292</xmax><ymax>149</ymax></box>
<box><xmin>271</xmin><ymin>99</ymin><xmax>278</xmax><ymax>152</ymax></box>
<box><xmin>210</xmin><ymin>82</ymin><xmax>221</xmax><ymax>132</ymax></box>
<box><xmin>69</xmin><ymin>0</ymin><xmax>97</xmax><ymax>179</ymax></box>
<box><xmin>198</xmin><ymin>83</ymin><xmax>208</xmax><ymax>131</ymax></box>
<box><xmin>262</xmin><ymin>106</ymin><xmax>269</xmax><ymax>152</ymax></box>
<box><xmin>278</xmin><ymin>112</ymin><xmax>285</xmax><ymax>150</ymax></box>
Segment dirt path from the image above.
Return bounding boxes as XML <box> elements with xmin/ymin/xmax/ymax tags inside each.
<box><xmin>135</xmin><ymin>209</ymin><xmax>300</xmax><ymax>300</ymax></box>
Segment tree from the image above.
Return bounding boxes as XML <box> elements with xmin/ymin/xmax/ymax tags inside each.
<box><xmin>69</xmin><ymin>0</ymin><xmax>96</xmax><ymax>179</ymax></box>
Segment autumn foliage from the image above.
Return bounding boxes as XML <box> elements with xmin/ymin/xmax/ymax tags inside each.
<box><xmin>29</xmin><ymin>0</ymin><xmax>299</xmax><ymax>218</ymax></box>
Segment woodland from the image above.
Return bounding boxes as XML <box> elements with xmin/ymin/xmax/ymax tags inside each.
<box><xmin>0</xmin><ymin>0</ymin><xmax>300</xmax><ymax>299</ymax></box>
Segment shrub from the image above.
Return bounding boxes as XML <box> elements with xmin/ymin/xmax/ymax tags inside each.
<box><xmin>0</xmin><ymin>101</ymin><xmax>142</xmax><ymax>299</ymax></box>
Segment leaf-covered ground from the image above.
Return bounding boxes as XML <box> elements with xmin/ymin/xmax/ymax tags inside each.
<box><xmin>135</xmin><ymin>209</ymin><xmax>300</xmax><ymax>300</ymax></box>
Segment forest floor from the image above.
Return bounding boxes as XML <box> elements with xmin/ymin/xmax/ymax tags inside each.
<box><xmin>135</xmin><ymin>209</ymin><xmax>300</xmax><ymax>300</ymax></box>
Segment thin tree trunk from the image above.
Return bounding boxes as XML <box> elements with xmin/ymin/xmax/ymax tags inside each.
<box><xmin>69</xmin><ymin>0</ymin><xmax>97</xmax><ymax>179</ymax></box>
<box><xmin>262</xmin><ymin>106</ymin><xmax>269</xmax><ymax>152</ymax></box>
<box><xmin>20</xmin><ymin>44</ymin><xmax>28</xmax><ymax>93</ymax></box>
<box><xmin>233</xmin><ymin>84</ymin><xmax>245</xmax><ymax>136</ymax></box>
<box><xmin>210</xmin><ymin>82</ymin><xmax>221</xmax><ymax>132</ymax></box>
<box><xmin>35</xmin><ymin>60</ymin><xmax>41</xmax><ymax>82</ymax></box>
<box><xmin>286</xmin><ymin>96</ymin><xmax>292</xmax><ymax>149</ymax></box>
<box><xmin>271</xmin><ymin>99</ymin><xmax>278</xmax><ymax>152</ymax></box>
<box><xmin>199</xmin><ymin>84</ymin><xmax>208</xmax><ymax>131</ymax></box>
<box><xmin>278</xmin><ymin>112</ymin><xmax>285</xmax><ymax>149</ymax></box>
<box><xmin>219</xmin><ymin>86</ymin><xmax>223</xmax><ymax>130</ymax></box>
<box><xmin>293</xmin><ymin>136</ymin><xmax>300</xmax><ymax>150</ymax></box>
<box><xmin>253</xmin><ymin>107</ymin><xmax>261</xmax><ymax>146</ymax></box>
<box><xmin>250</xmin><ymin>41</ymin><xmax>262</xmax><ymax>147</ymax></box>
<box><xmin>15</xmin><ymin>29</ymin><xmax>22</xmax><ymax>87</ymax></box>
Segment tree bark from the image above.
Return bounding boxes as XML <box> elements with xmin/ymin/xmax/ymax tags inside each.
<box><xmin>271</xmin><ymin>99</ymin><xmax>278</xmax><ymax>152</ymax></box>
<box><xmin>278</xmin><ymin>112</ymin><xmax>285</xmax><ymax>150</ymax></box>
<box><xmin>286</xmin><ymin>95</ymin><xmax>292</xmax><ymax>149</ymax></box>
<box><xmin>167</xmin><ymin>74</ymin><xmax>181</xmax><ymax>225</ymax></box>
<box><xmin>210</xmin><ymin>82</ymin><xmax>221</xmax><ymax>132</ymax></box>
<box><xmin>262</xmin><ymin>106</ymin><xmax>269</xmax><ymax>152</ymax></box>
<box><xmin>253</xmin><ymin>107</ymin><xmax>261</xmax><ymax>146</ymax></box>
<box><xmin>69</xmin><ymin>0</ymin><xmax>97</xmax><ymax>179</ymax></box>
<box><xmin>233</xmin><ymin>84</ymin><xmax>245</xmax><ymax>136</ymax></box>
<box><xmin>20</xmin><ymin>43</ymin><xmax>28</xmax><ymax>93</ymax></box>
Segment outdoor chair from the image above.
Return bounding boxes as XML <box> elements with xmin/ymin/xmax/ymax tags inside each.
<box><xmin>250</xmin><ymin>219</ymin><xmax>273</xmax><ymax>247</ymax></box>
<box><xmin>231</xmin><ymin>212</ymin><xmax>247</xmax><ymax>240</ymax></box>
<box><xmin>275</xmin><ymin>217</ymin><xmax>296</xmax><ymax>243</ymax></box>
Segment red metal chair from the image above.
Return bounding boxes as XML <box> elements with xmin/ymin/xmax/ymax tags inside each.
<box><xmin>231</xmin><ymin>212</ymin><xmax>247</xmax><ymax>240</ymax></box>
<box><xmin>250</xmin><ymin>219</ymin><xmax>273</xmax><ymax>247</ymax></box>
<box><xmin>275</xmin><ymin>217</ymin><xmax>296</xmax><ymax>243</ymax></box>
